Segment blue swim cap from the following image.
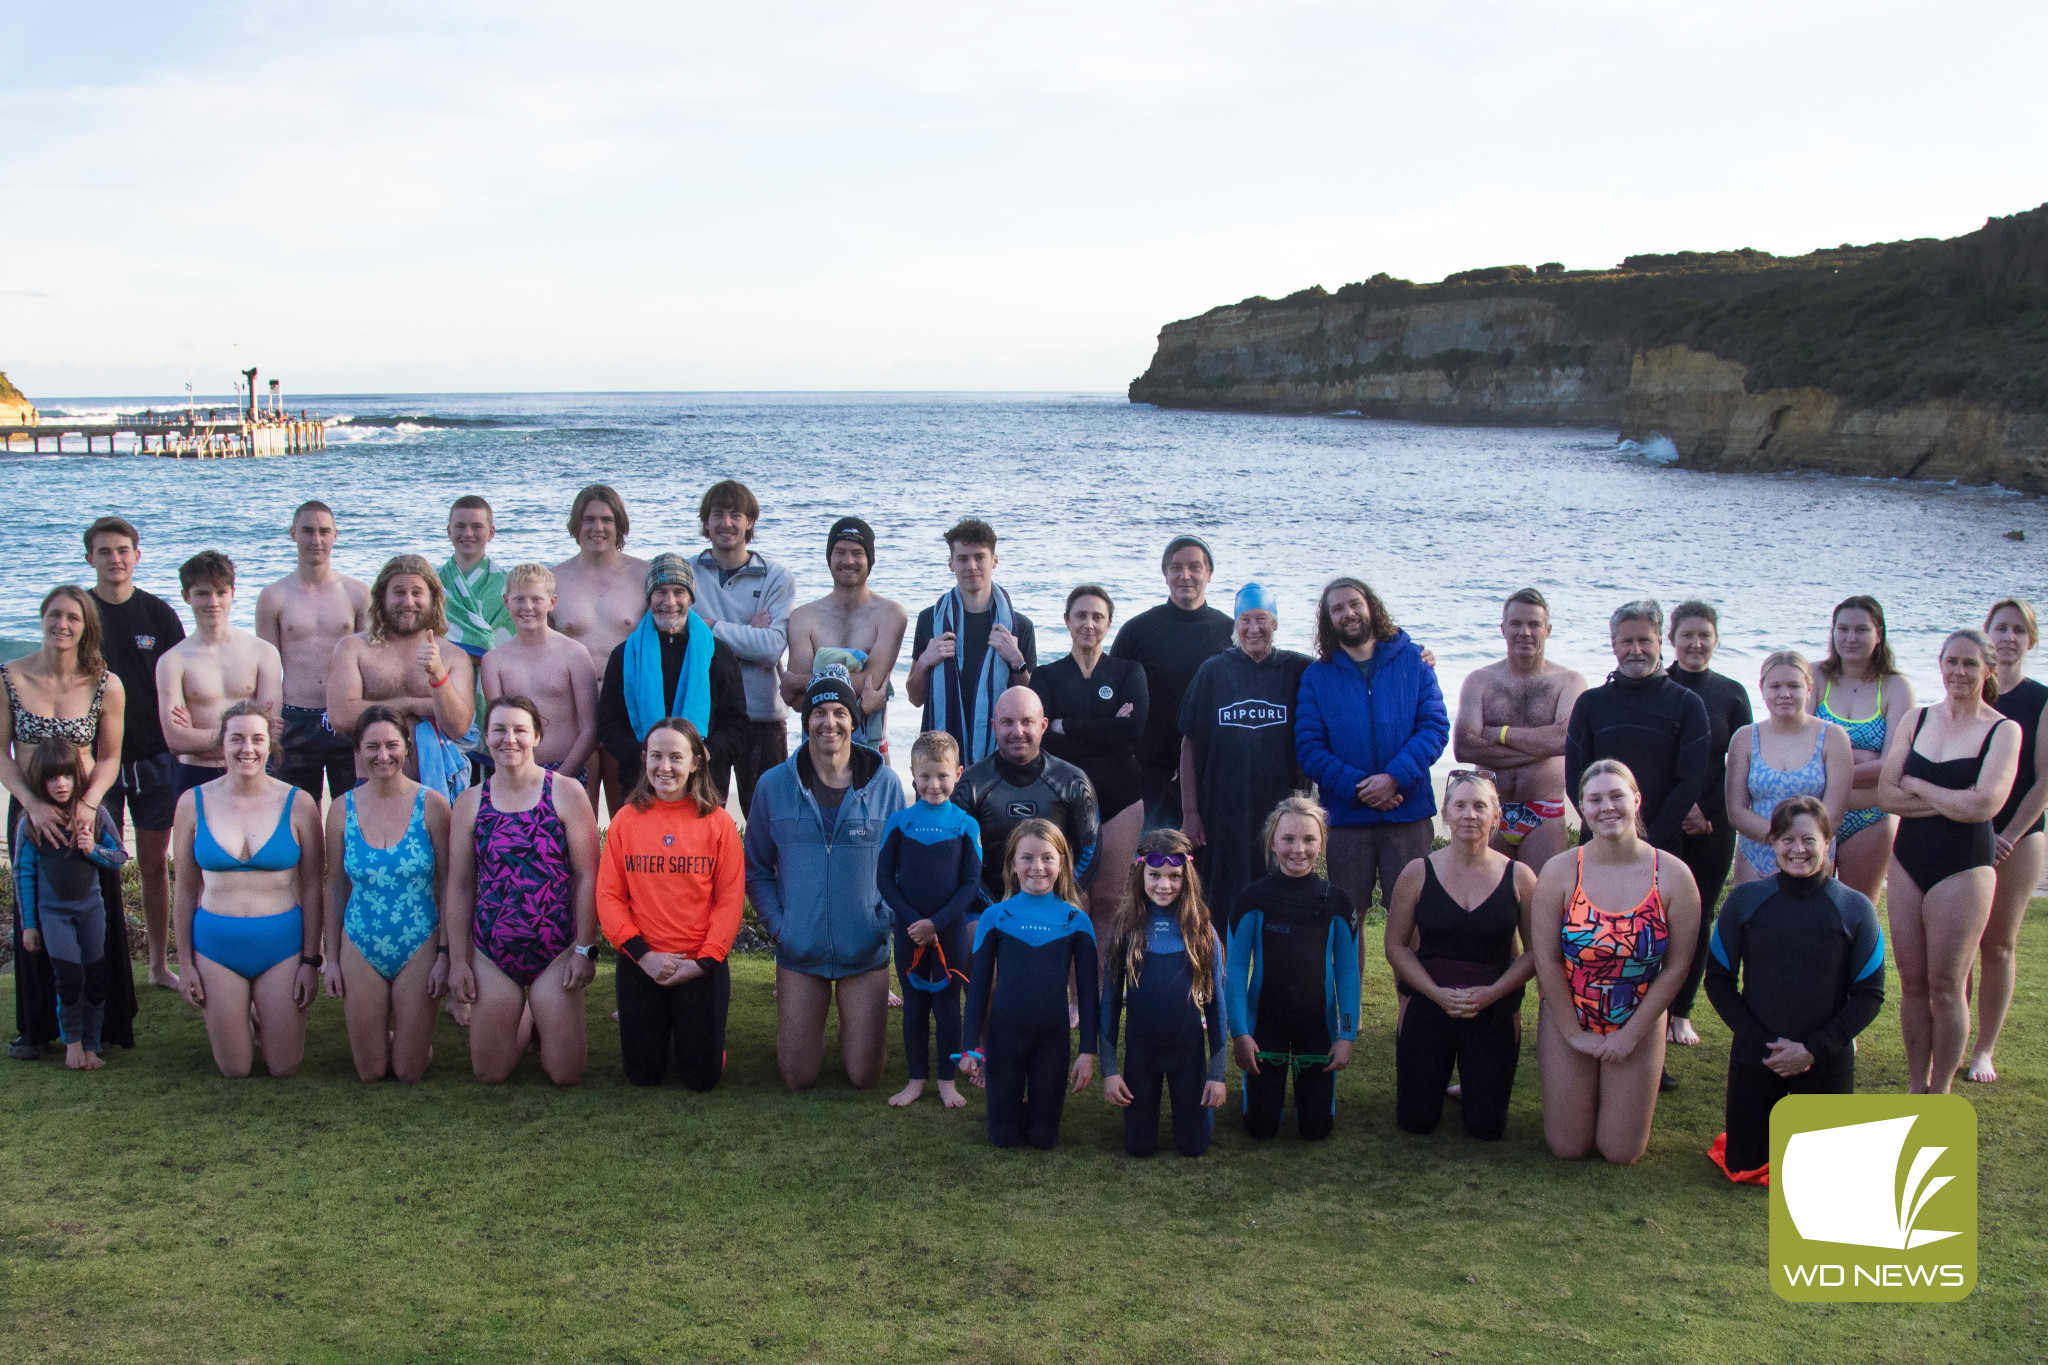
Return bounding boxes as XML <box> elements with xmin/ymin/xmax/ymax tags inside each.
<box><xmin>1234</xmin><ymin>582</ymin><xmax>1278</xmax><ymax>619</ymax></box>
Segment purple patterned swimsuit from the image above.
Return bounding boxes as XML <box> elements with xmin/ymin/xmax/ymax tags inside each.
<box><xmin>472</xmin><ymin>770</ymin><xmax>574</xmax><ymax>987</ymax></box>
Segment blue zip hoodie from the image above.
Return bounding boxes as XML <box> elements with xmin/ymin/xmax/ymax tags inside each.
<box><xmin>1294</xmin><ymin>628</ymin><xmax>1448</xmax><ymax>827</ymax></box>
<box><xmin>744</xmin><ymin>743</ymin><xmax>907</xmax><ymax>978</ymax></box>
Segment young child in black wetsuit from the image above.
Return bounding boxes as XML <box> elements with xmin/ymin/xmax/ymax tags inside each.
<box><xmin>958</xmin><ymin>818</ymin><xmax>1098</xmax><ymax>1149</ymax></box>
<box><xmin>1100</xmin><ymin>828</ymin><xmax>1228</xmax><ymax>1157</ymax></box>
<box><xmin>877</xmin><ymin>731</ymin><xmax>983</xmax><ymax>1110</ymax></box>
<box><xmin>12</xmin><ymin>738</ymin><xmax>129</xmax><ymax>1071</ymax></box>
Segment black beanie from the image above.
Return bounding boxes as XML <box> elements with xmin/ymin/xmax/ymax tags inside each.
<box><xmin>827</xmin><ymin>516</ymin><xmax>875</xmax><ymax>568</ymax></box>
<box><xmin>801</xmin><ymin>673</ymin><xmax>863</xmax><ymax>730</ymax></box>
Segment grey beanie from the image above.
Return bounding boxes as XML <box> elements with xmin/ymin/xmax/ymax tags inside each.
<box><xmin>644</xmin><ymin>552</ymin><xmax>696</xmax><ymax>602</ymax></box>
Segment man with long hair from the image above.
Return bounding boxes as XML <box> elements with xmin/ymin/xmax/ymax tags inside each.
<box><xmin>326</xmin><ymin>555</ymin><xmax>475</xmax><ymax>778</ymax></box>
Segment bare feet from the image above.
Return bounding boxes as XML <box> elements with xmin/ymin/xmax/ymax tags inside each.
<box><xmin>1966</xmin><ymin>1053</ymin><xmax>1997</xmax><ymax>1083</ymax></box>
<box><xmin>888</xmin><ymin>991</ymin><xmax>903</xmax><ymax>1010</ymax></box>
<box><xmin>65</xmin><ymin>1041</ymin><xmax>105</xmax><ymax>1071</ymax></box>
<box><xmin>888</xmin><ymin>1079</ymin><xmax>926</xmax><ymax>1107</ymax></box>
<box><xmin>1446</xmin><ymin>1083</ymin><xmax>1463</xmax><ymax>1101</ymax></box>
<box><xmin>937</xmin><ymin>1078</ymin><xmax>966</xmax><ymax>1108</ymax></box>
<box><xmin>149</xmin><ymin>966</ymin><xmax>180</xmax><ymax>990</ymax></box>
<box><xmin>1667</xmin><ymin>1016</ymin><xmax>1702</xmax><ymax>1046</ymax></box>
<box><xmin>516</xmin><ymin>1003</ymin><xmax>538</xmax><ymax>1056</ymax></box>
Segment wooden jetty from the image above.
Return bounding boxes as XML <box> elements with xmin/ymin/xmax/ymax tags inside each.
<box><xmin>0</xmin><ymin>370</ymin><xmax>326</xmax><ymax>458</ymax></box>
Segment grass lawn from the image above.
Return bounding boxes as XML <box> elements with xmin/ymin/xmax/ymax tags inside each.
<box><xmin>3</xmin><ymin>907</ymin><xmax>2043</xmax><ymax>1364</ymax></box>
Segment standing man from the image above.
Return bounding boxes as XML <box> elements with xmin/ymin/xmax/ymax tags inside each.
<box><xmin>595</xmin><ymin>554</ymin><xmax>749</xmax><ymax>797</ymax></box>
<box><xmin>552</xmin><ymin>484</ymin><xmax>648</xmax><ymax>815</ymax></box>
<box><xmin>255</xmin><ymin>500</ymin><xmax>370</xmax><ymax>799</ymax></box>
<box><xmin>906</xmin><ymin>519</ymin><xmax>1035</xmax><ymax>766</ymax></box>
<box><xmin>84</xmin><ymin>516</ymin><xmax>185</xmax><ymax>989</ymax></box>
<box><xmin>481</xmin><ymin>563</ymin><xmax>599</xmax><ymax>778</ymax></box>
<box><xmin>952</xmin><ymin>687</ymin><xmax>1100</xmax><ymax>912</ymax></box>
<box><xmin>783</xmin><ymin>516</ymin><xmax>907</xmax><ymax>757</ymax></box>
<box><xmin>157</xmin><ymin>551</ymin><xmax>284</xmax><ymax>792</ymax></box>
<box><xmin>325</xmin><ymin>556</ymin><xmax>477</xmax><ymax>782</ymax></box>
<box><xmin>1453</xmin><ymin>588</ymin><xmax>1588</xmax><ymax>869</ymax></box>
<box><xmin>1564</xmin><ymin>599</ymin><xmax>1712</xmax><ymax>858</ymax></box>
<box><xmin>1112</xmin><ymin>535</ymin><xmax>1234</xmax><ymax>832</ymax></box>
<box><xmin>1295</xmin><ymin>577</ymin><xmax>1448</xmax><ymax>914</ymax></box>
<box><xmin>691</xmin><ymin>480</ymin><xmax>796</xmax><ymax>815</ymax></box>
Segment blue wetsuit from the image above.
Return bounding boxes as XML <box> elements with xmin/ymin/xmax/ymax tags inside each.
<box><xmin>1225</xmin><ymin>872</ymin><xmax>1361</xmax><ymax>1141</ymax></box>
<box><xmin>875</xmin><ymin>800</ymin><xmax>983</xmax><ymax>1082</ymax></box>
<box><xmin>962</xmin><ymin>892</ymin><xmax>1099</xmax><ymax>1150</ymax></box>
<box><xmin>1100</xmin><ymin>911</ymin><xmax>1228</xmax><ymax>1157</ymax></box>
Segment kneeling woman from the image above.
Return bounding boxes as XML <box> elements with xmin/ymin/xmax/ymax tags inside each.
<box><xmin>171</xmin><ymin>702</ymin><xmax>325</xmax><ymax>1078</ymax></box>
<box><xmin>447</xmin><ymin>697</ymin><xmax>601</xmax><ymax>1085</ymax></box>
<box><xmin>1531</xmin><ymin>759</ymin><xmax>1700</xmax><ymax>1164</ymax></box>
<box><xmin>322</xmin><ymin>706</ymin><xmax>451</xmax><ymax>1083</ymax></box>
<box><xmin>1705</xmin><ymin>796</ymin><xmax>1885</xmax><ymax>1182</ymax></box>
<box><xmin>597</xmin><ymin>717</ymin><xmax>744</xmax><ymax>1089</ymax></box>
<box><xmin>1384</xmin><ymin>769</ymin><xmax>1535</xmax><ymax>1141</ymax></box>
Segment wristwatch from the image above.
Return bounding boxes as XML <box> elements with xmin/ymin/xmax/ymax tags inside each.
<box><xmin>571</xmin><ymin>943</ymin><xmax>599</xmax><ymax>962</ymax></box>
<box><xmin>300</xmin><ymin>953</ymin><xmax>324</xmax><ymax>969</ymax></box>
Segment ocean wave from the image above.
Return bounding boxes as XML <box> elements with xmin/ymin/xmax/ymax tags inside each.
<box><xmin>329</xmin><ymin>414</ymin><xmax>508</xmax><ymax>430</ymax></box>
<box><xmin>1617</xmin><ymin>433</ymin><xmax>1680</xmax><ymax>465</ymax></box>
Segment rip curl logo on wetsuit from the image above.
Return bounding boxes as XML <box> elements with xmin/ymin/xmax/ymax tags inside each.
<box><xmin>1219</xmin><ymin>701</ymin><xmax>1287</xmax><ymax>730</ymax></box>
<box><xmin>1006</xmin><ymin>801</ymin><xmax>1038</xmax><ymax>818</ymax></box>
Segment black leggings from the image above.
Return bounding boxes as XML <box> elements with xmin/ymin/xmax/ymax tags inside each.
<box><xmin>1724</xmin><ymin>1049</ymin><xmax>1855</xmax><ymax>1174</ymax></box>
<box><xmin>615</xmin><ymin>955</ymin><xmax>730</xmax><ymax>1090</ymax></box>
<box><xmin>986</xmin><ymin>1022</ymin><xmax>1072</xmax><ymax>1149</ymax></box>
<box><xmin>1242</xmin><ymin>1045</ymin><xmax>1337</xmax><ymax>1141</ymax></box>
<box><xmin>1395</xmin><ymin>996</ymin><xmax>1520</xmax><ymax>1141</ymax></box>
<box><xmin>1120</xmin><ymin>1037</ymin><xmax>1214</xmax><ymax>1157</ymax></box>
<box><xmin>1674</xmin><ymin>820</ymin><xmax>1737</xmax><ymax>1018</ymax></box>
<box><xmin>895</xmin><ymin>929</ymin><xmax>963</xmax><ymax>1082</ymax></box>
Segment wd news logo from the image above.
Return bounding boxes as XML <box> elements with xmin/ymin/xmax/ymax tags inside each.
<box><xmin>1770</xmin><ymin>1095</ymin><xmax>1975</xmax><ymax>1302</ymax></box>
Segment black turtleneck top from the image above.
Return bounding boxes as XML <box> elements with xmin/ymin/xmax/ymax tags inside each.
<box><xmin>1564</xmin><ymin>667</ymin><xmax>1711</xmax><ymax>853</ymax></box>
<box><xmin>1705</xmin><ymin>869</ymin><xmax>1885</xmax><ymax>1066</ymax></box>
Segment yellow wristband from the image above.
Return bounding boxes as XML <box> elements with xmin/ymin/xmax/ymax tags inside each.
<box><xmin>1498</xmin><ymin>725</ymin><xmax>1509</xmax><ymax>745</ymax></box>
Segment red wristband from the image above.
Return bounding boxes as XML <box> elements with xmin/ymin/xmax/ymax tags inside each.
<box><xmin>429</xmin><ymin>671</ymin><xmax>451</xmax><ymax>688</ymax></box>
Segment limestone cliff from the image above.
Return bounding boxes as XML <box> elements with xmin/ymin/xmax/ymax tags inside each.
<box><xmin>0</xmin><ymin>371</ymin><xmax>34</xmax><ymax>425</ymax></box>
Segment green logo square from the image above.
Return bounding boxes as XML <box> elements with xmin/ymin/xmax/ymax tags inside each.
<box><xmin>1769</xmin><ymin>1094</ymin><xmax>1976</xmax><ymax>1302</ymax></box>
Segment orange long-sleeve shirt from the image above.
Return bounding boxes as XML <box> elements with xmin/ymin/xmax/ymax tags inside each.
<box><xmin>596</xmin><ymin>799</ymin><xmax>745</xmax><ymax>963</ymax></box>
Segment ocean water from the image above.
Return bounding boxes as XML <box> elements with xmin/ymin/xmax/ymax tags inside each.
<box><xmin>6</xmin><ymin>392</ymin><xmax>2045</xmax><ymax>764</ymax></box>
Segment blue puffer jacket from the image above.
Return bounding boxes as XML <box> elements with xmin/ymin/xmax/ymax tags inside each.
<box><xmin>744</xmin><ymin>744</ymin><xmax>907</xmax><ymax>978</ymax></box>
<box><xmin>1295</xmin><ymin>629</ymin><xmax>1449</xmax><ymax>827</ymax></box>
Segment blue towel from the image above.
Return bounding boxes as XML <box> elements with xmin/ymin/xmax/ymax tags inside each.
<box><xmin>416</xmin><ymin>718</ymin><xmax>476</xmax><ymax>805</ymax></box>
<box><xmin>927</xmin><ymin>584</ymin><xmax>1015</xmax><ymax>764</ymax></box>
<box><xmin>623</xmin><ymin>609</ymin><xmax>714</xmax><ymax>741</ymax></box>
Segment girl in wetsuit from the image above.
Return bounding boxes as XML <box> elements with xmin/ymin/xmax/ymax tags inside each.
<box><xmin>322</xmin><ymin>706</ymin><xmax>451</xmax><ymax>1084</ymax></box>
<box><xmin>1384</xmin><ymin>770</ymin><xmax>1535</xmax><ymax>1142</ymax></box>
<box><xmin>12</xmin><ymin>738</ymin><xmax>128</xmax><ymax>1070</ymax></box>
<box><xmin>1810</xmin><ymin>595</ymin><xmax>1915</xmax><ymax>904</ymax></box>
<box><xmin>1974</xmin><ymin>597</ymin><xmax>2048</xmax><ymax>1083</ymax></box>
<box><xmin>448</xmin><ymin>696</ymin><xmax>601</xmax><ymax>1086</ymax></box>
<box><xmin>170</xmin><ymin>702</ymin><xmax>326</xmax><ymax>1079</ymax></box>
<box><xmin>1877</xmin><ymin>630</ymin><xmax>2020</xmax><ymax>1095</ymax></box>
<box><xmin>1530</xmin><ymin>759</ymin><xmax>1701</xmax><ymax>1164</ymax></box>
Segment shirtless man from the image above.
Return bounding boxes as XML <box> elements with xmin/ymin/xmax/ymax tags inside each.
<box><xmin>551</xmin><ymin>484</ymin><xmax>647</xmax><ymax>815</ymax></box>
<box><xmin>481</xmin><ymin>563</ymin><xmax>598</xmax><ymax>777</ymax></box>
<box><xmin>1452</xmin><ymin>588</ymin><xmax>1587</xmax><ymax>869</ymax></box>
<box><xmin>157</xmin><ymin>551</ymin><xmax>284</xmax><ymax>794</ymax></box>
<box><xmin>326</xmin><ymin>556</ymin><xmax>476</xmax><ymax>769</ymax></box>
<box><xmin>782</xmin><ymin>517</ymin><xmax>906</xmax><ymax>756</ymax></box>
<box><xmin>255</xmin><ymin>501</ymin><xmax>370</xmax><ymax>799</ymax></box>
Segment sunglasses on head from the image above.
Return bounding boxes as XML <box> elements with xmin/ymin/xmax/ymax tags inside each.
<box><xmin>1135</xmin><ymin>852</ymin><xmax>1188</xmax><ymax>868</ymax></box>
<box><xmin>1446</xmin><ymin>767</ymin><xmax>1497</xmax><ymax>783</ymax></box>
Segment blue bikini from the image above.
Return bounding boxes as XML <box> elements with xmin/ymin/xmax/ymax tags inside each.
<box><xmin>190</xmin><ymin>786</ymin><xmax>305</xmax><ymax>981</ymax></box>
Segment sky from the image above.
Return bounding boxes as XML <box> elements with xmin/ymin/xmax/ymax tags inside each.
<box><xmin>5</xmin><ymin>0</ymin><xmax>2045</xmax><ymax>397</ymax></box>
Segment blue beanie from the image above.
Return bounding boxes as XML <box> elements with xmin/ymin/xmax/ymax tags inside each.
<box><xmin>1234</xmin><ymin>582</ymin><xmax>1278</xmax><ymax>619</ymax></box>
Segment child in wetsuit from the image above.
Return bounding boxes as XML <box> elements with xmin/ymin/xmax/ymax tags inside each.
<box><xmin>877</xmin><ymin>731</ymin><xmax>983</xmax><ymax>1110</ymax></box>
<box><xmin>1100</xmin><ymin>828</ymin><xmax>1228</xmax><ymax>1157</ymax></box>
<box><xmin>12</xmin><ymin>738</ymin><xmax>129</xmax><ymax>1071</ymax></box>
<box><xmin>958</xmin><ymin>818</ymin><xmax>1098</xmax><ymax>1149</ymax></box>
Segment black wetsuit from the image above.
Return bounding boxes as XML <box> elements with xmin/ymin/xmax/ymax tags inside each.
<box><xmin>951</xmin><ymin>751</ymin><xmax>1100</xmax><ymax>905</ymax></box>
<box><xmin>1031</xmin><ymin>653</ymin><xmax>1149</xmax><ymax>819</ymax></box>
<box><xmin>1100</xmin><ymin>913</ymin><xmax>1228</xmax><ymax>1157</ymax></box>
<box><xmin>1705</xmin><ymin>870</ymin><xmax>1885</xmax><ymax>1173</ymax></box>
<box><xmin>1179</xmin><ymin>647</ymin><xmax>1313</xmax><ymax>917</ymax></box>
<box><xmin>1112</xmin><ymin>602</ymin><xmax>1235</xmax><ymax>818</ymax></box>
<box><xmin>1994</xmin><ymin>677</ymin><xmax>2048</xmax><ymax>838</ymax></box>
<box><xmin>1668</xmin><ymin>665</ymin><xmax>1753</xmax><ymax>1017</ymax></box>
<box><xmin>1395</xmin><ymin>860</ymin><xmax>1524</xmax><ymax>1141</ymax></box>
<box><xmin>1225</xmin><ymin>873</ymin><xmax>1361</xmax><ymax>1141</ymax></box>
<box><xmin>962</xmin><ymin>894</ymin><xmax>1099</xmax><ymax>1150</ymax></box>
<box><xmin>1564</xmin><ymin>669</ymin><xmax>1712</xmax><ymax>855</ymax></box>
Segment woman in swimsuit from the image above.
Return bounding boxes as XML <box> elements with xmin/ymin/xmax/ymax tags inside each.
<box><xmin>1726</xmin><ymin>652</ymin><xmax>1852</xmax><ymax>884</ymax></box>
<box><xmin>447</xmin><ymin>695</ymin><xmax>600</xmax><ymax>1086</ymax></box>
<box><xmin>1808</xmin><ymin>595</ymin><xmax>1914</xmax><ymax>904</ymax></box>
<box><xmin>1530</xmin><ymin>758</ymin><xmax>1701</xmax><ymax>1164</ymax></box>
<box><xmin>170</xmin><ymin>702</ymin><xmax>325</xmax><ymax>1079</ymax></box>
<box><xmin>1878</xmin><ymin>629</ymin><xmax>2020</xmax><ymax>1095</ymax></box>
<box><xmin>1971</xmin><ymin>598</ymin><xmax>2048</xmax><ymax>1083</ymax></box>
<box><xmin>321</xmin><ymin>705</ymin><xmax>452</xmax><ymax>1083</ymax></box>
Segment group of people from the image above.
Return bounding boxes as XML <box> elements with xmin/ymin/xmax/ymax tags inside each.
<box><xmin>3</xmin><ymin>489</ymin><xmax>2040</xmax><ymax>1177</ymax></box>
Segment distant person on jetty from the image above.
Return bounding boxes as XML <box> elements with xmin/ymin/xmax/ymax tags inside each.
<box><xmin>2</xmin><ymin>586</ymin><xmax>137</xmax><ymax>1059</ymax></box>
<box><xmin>907</xmin><ymin>518</ymin><xmax>1035</xmax><ymax>765</ymax></box>
<box><xmin>690</xmin><ymin>480</ymin><xmax>795</xmax><ymax>814</ymax></box>
<box><xmin>747</xmin><ymin>673</ymin><xmax>905</xmax><ymax>1090</ymax></box>
<box><xmin>1565</xmin><ymin>601</ymin><xmax>1710</xmax><ymax>859</ymax></box>
<box><xmin>1177</xmin><ymin>583</ymin><xmax>1311</xmax><ymax>917</ymax></box>
<box><xmin>594</xmin><ymin>554</ymin><xmax>748</xmax><ymax>799</ymax></box>
<box><xmin>326</xmin><ymin>556</ymin><xmax>476</xmax><ymax>800</ymax></box>
<box><xmin>255</xmin><ymin>501</ymin><xmax>370</xmax><ymax>800</ymax></box>
<box><xmin>1296</xmin><ymin>576</ymin><xmax>1447</xmax><ymax>914</ymax></box>
<box><xmin>13</xmin><ymin>737</ymin><xmax>129</xmax><ymax>1070</ymax></box>
<box><xmin>1809</xmin><ymin>595</ymin><xmax>1914</xmax><ymax>904</ymax></box>
<box><xmin>954</xmin><ymin>687</ymin><xmax>1100</xmax><ymax>916</ymax></box>
<box><xmin>1031</xmin><ymin>586</ymin><xmax>1147</xmax><ymax>917</ymax></box>
<box><xmin>171</xmin><ymin>702</ymin><xmax>326</xmax><ymax>1079</ymax></box>
<box><xmin>84</xmin><ymin>514</ymin><xmax>187</xmax><ymax>989</ymax></box>
<box><xmin>439</xmin><ymin>495</ymin><xmax>514</xmax><ymax>765</ymax></box>
<box><xmin>158</xmin><ymin>552</ymin><xmax>283</xmax><ymax>794</ymax></box>
<box><xmin>1452</xmin><ymin>589</ymin><xmax>1585</xmax><ymax>871</ymax></box>
<box><xmin>783</xmin><ymin>516</ymin><xmax>905</xmax><ymax>756</ymax></box>
<box><xmin>1974</xmin><ymin>597</ymin><xmax>2048</xmax><ymax>1083</ymax></box>
<box><xmin>1111</xmin><ymin>536</ymin><xmax>1233</xmax><ymax>834</ymax></box>
<box><xmin>480</xmin><ymin>564</ymin><xmax>598</xmax><ymax>779</ymax></box>
<box><xmin>446</xmin><ymin>697</ymin><xmax>601</xmax><ymax>1086</ymax></box>
<box><xmin>552</xmin><ymin>485</ymin><xmax>648</xmax><ymax>816</ymax></box>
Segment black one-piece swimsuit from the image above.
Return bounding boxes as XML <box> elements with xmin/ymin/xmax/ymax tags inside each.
<box><xmin>1892</xmin><ymin>710</ymin><xmax>2008</xmax><ymax>893</ymax></box>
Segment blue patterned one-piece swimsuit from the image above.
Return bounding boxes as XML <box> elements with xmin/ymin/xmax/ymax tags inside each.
<box><xmin>1737</xmin><ymin>725</ymin><xmax>1830</xmax><ymax>875</ymax></box>
<box><xmin>343</xmin><ymin>789</ymin><xmax>440</xmax><ymax>979</ymax></box>
<box><xmin>1821</xmin><ymin>679</ymin><xmax>1888</xmax><ymax>842</ymax></box>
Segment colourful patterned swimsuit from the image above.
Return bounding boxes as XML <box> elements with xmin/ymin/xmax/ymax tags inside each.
<box><xmin>1560</xmin><ymin>849</ymin><xmax>1668</xmax><ymax>1035</ymax></box>
<box><xmin>471</xmin><ymin>770</ymin><xmax>574</xmax><ymax>987</ymax></box>
<box><xmin>1820</xmin><ymin>679</ymin><xmax>1887</xmax><ymax>842</ymax></box>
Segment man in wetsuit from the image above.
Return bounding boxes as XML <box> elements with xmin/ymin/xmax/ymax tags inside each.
<box><xmin>952</xmin><ymin>687</ymin><xmax>1099</xmax><ymax>913</ymax></box>
<box><xmin>1453</xmin><ymin>589</ymin><xmax>1588</xmax><ymax>869</ymax></box>
<box><xmin>907</xmin><ymin>519</ymin><xmax>1035</xmax><ymax>765</ymax></box>
<box><xmin>1111</xmin><ymin>535</ymin><xmax>1233</xmax><ymax>832</ymax></box>
<box><xmin>1563</xmin><ymin>599</ymin><xmax>1711</xmax><ymax>859</ymax></box>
